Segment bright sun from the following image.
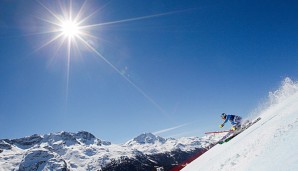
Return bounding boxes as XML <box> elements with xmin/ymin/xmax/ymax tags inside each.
<box><xmin>37</xmin><ymin>0</ymin><xmax>171</xmax><ymax>114</ymax></box>
<box><xmin>61</xmin><ymin>20</ymin><xmax>80</xmax><ymax>38</ymax></box>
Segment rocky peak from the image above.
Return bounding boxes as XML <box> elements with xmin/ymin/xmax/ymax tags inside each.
<box><xmin>44</xmin><ymin>131</ymin><xmax>79</xmax><ymax>146</ymax></box>
<box><xmin>130</xmin><ymin>133</ymin><xmax>166</xmax><ymax>145</ymax></box>
<box><xmin>75</xmin><ymin>131</ymin><xmax>96</xmax><ymax>140</ymax></box>
<box><xmin>11</xmin><ymin>134</ymin><xmax>42</xmax><ymax>148</ymax></box>
<box><xmin>75</xmin><ymin>131</ymin><xmax>103</xmax><ymax>145</ymax></box>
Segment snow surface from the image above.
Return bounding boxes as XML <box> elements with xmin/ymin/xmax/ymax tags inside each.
<box><xmin>182</xmin><ymin>78</ymin><xmax>298</xmax><ymax>171</ymax></box>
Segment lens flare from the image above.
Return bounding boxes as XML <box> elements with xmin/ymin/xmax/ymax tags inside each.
<box><xmin>34</xmin><ymin>0</ymin><xmax>184</xmax><ymax>116</ymax></box>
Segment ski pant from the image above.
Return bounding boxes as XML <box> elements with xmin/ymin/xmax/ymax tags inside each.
<box><xmin>231</xmin><ymin>116</ymin><xmax>242</xmax><ymax>127</ymax></box>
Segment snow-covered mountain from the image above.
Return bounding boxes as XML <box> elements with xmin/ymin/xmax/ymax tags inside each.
<box><xmin>125</xmin><ymin>132</ymin><xmax>215</xmax><ymax>155</ymax></box>
<box><xmin>0</xmin><ymin>131</ymin><xmax>218</xmax><ymax>170</ymax></box>
<box><xmin>182</xmin><ymin>78</ymin><xmax>298</xmax><ymax>171</ymax></box>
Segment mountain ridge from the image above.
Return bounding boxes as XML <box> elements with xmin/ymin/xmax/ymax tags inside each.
<box><xmin>0</xmin><ymin>130</ymin><xmax>222</xmax><ymax>171</ymax></box>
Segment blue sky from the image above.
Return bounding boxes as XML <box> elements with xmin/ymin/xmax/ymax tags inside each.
<box><xmin>1</xmin><ymin>0</ymin><xmax>298</xmax><ymax>143</ymax></box>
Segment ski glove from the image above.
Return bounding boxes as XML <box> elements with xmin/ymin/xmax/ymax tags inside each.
<box><xmin>219</xmin><ymin>124</ymin><xmax>224</xmax><ymax>128</ymax></box>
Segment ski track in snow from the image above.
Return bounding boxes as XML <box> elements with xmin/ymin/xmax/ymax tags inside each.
<box><xmin>183</xmin><ymin>78</ymin><xmax>298</xmax><ymax>171</ymax></box>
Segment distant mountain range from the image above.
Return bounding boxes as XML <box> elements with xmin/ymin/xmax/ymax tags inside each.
<box><xmin>0</xmin><ymin>131</ymin><xmax>223</xmax><ymax>171</ymax></box>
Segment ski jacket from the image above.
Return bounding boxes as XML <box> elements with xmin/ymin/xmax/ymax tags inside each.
<box><xmin>222</xmin><ymin>114</ymin><xmax>242</xmax><ymax>126</ymax></box>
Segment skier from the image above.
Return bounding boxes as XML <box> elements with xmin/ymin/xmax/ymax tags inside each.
<box><xmin>219</xmin><ymin>113</ymin><xmax>242</xmax><ymax>131</ymax></box>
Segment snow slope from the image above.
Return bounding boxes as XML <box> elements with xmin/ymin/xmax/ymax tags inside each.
<box><xmin>183</xmin><ymin>78</ymin><xmax>298</xmax><ymax>171</ymax></box>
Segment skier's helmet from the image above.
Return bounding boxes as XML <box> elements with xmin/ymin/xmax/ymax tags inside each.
<box><xmin>221</xmin><ymin>113</ymin><xmax>227</xmax><ymax>119</ymax></box>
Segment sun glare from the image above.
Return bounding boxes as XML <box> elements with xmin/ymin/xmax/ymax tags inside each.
<box><xmin>36</xmin><ymin>0</ymin><xmax>173</xmax><ymax>115</ymax></box>
<box><xmin>61</xmin><ymin>20</ymin><xmax>80</xmax><ymax>38</ymax></box>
